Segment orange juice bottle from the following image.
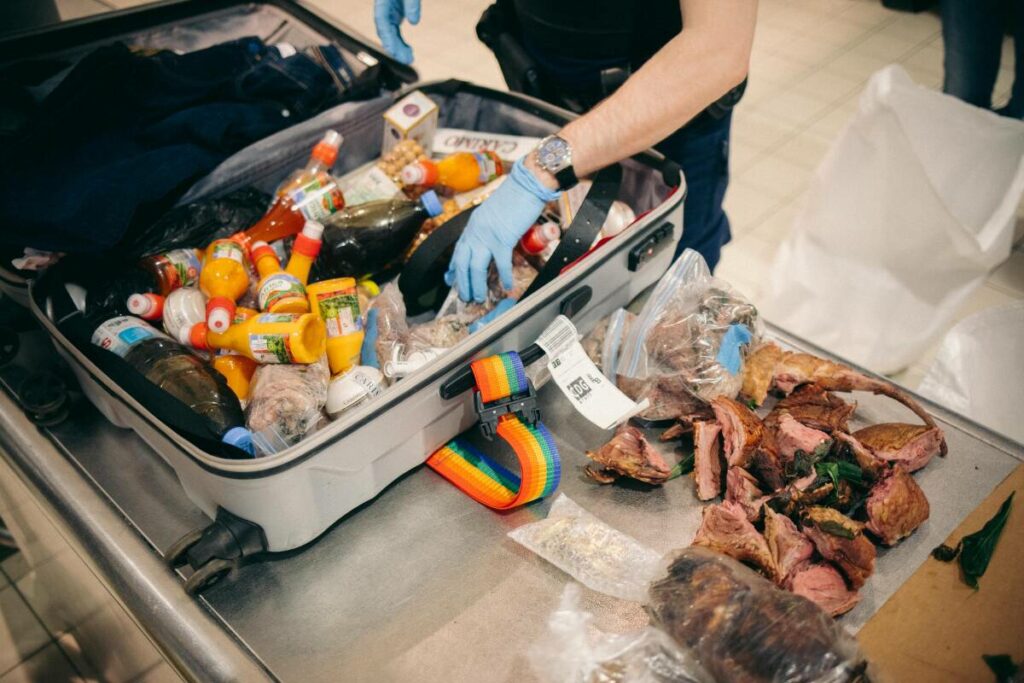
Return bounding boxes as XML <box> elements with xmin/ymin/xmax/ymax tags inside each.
<box><xmin>191</xmin><ymin>312</ymin><xmax>326</xmax><ymax>364</ymax></box>
<box><xmin>306</xmin><ymin>278</ymin><xmax>363</xmax><ymax>375</ymax></box>
<box><xmin>285</xmin><ymin>220</ymin><xmax>324</xmax><ymax>285</ymax></box>
<box><xmin>211</xmin><ymin>307</ymin><xmax>259</xmax><ymax>400</ymax></box>
<box><xmin>399</xmin><ymin>151</ymin><xmax>504</xmax><ymax>194</ymax></box>
<box><xmin>251</xmin><ymin>241</ymin><xmax>308</xmax><ymax>314</ymax></box>
<box><xmin>200</xmin><ymin>238</ymin><xmax>250</xmax><ymax>333</ymax></box>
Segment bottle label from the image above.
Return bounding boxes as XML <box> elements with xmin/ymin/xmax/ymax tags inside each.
<box><xmin>152</xmin><ymin>249</ymin><xmax>201</xmax><ymax>290</ymax></box>
<box><xmin>314</xmin><ymin>288</ymin><xmax>362</xmax><ymax>338</ymax></box>
<box><xmin>257</xmin><ymin>313</ymin><xmax>301</xmax><ymax>324</ymax></box>
<box><xmin>211</xmin><ymin>241</ymin><xmax>245</xmax><ymax>264</ymax></box>
<box><xmin>92</xmin><ymin>316</ymin><xmax>169</xmax><ymax>358</ymax></box>
<box><xmin>248</xmin><ymin>333</ymin><xmax>293</xmax><ymax>364</ymax></box>
<box><xmin>473</xmin><ymin>152</ymin><xmax>500</xmax><ymax>185</ymax></box>
<box><xmin>258</xmin><ymin>273</ymin><xmax>307</xmax><ymax>311</ymax></box>
<box><xmin>289</xmin><ymin>173</ymin><xmax>344</xmax><ymax>222</ymax></box>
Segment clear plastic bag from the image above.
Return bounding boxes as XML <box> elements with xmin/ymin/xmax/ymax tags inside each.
<box><xmin>435</xmin><ymin>253</ymin><xmax>538</xmax><ymax>324</ymax></box>
<box><xmin>367</xmin><ymin>282</ymin><xmax>410</xmax><ymax>371</ymax></box>
<box><xmin>518</xmin><ymin>501</ymin><xmax>870</xmax><ymax>683</ymax></box>
<box><xmin>246</xmin><ymin>356</ymin><xmax>330</xmax><ymax>455</ymax></box>
<box><xmin>529</xmin><ymin>584</ymin><xmax>708</xmax><ymax>683</ymax></box>
<box><xmin>508</xmin><ymin>494</ymin><xmax>663</xmax><ymax>603</ymax></box>
<box><xmin>617</xmin><ymin>250</ymin><xmax>760</xmax><ymax>408</ymax></box>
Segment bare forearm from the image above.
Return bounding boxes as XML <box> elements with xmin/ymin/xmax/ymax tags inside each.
<box><xmin>554</xmin><ymin>0</ymin><xmax>757</xmax><ymax>179</ymax></box>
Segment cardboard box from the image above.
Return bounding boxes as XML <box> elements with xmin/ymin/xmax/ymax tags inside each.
<box><xmin>382</xmin><ymin>91</ymin><xmax>438</xmax><ymax>155</ymax></box>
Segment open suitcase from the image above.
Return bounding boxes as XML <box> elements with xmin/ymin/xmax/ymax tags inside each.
<box><xmin>9</xmin><ymin>1</ymin><xmax>685</xmax><ymax>558</ymax></box>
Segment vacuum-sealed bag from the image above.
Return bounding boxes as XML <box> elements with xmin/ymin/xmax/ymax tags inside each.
<box><xmin>247</xmin><ymin>356</ymin><xmax>330</xmax><ymax>454</ymax></box>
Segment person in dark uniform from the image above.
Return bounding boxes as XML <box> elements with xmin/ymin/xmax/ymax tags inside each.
<box><xmin>375</xmin><ymin>0</ymin><xmax>757</xmax><ymax>303</ymax></box>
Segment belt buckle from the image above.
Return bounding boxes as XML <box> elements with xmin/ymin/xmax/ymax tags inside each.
<box><xmin>473</xmin><ymin>380</ymin><xmax>541</xmax><ymax>441</ymax></box>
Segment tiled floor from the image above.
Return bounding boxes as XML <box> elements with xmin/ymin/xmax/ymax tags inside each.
<box><xmin>0</xmin><ymin>0</ymin><xmax>1022</xmax><ymax>679</ymax></box>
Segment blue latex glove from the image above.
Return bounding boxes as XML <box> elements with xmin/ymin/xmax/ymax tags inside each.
<box><xmin>374</xmin><ymin>0</ymin><xmax>420</xmax><ymax>65</ymax></box>
<box><xmin>361</xmin><ymin>308</ymin><xmax>381</xmax><ymax>368</ymax></box>
<box><xmin>445</xmin><ymin>158</ymin><xmax>561</xmax><ymax>303</ymax></box>
<box><xmin>716</xmin><ymin>323</ymin><xmax>753</xmax><ymax>375</ymax></box>
<box><xmin>468</xmin><ymin>297</ymin><xmax>517</xmax><ymax>334</ymax></box>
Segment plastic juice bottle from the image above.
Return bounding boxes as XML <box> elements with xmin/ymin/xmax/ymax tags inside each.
<box><xmin>91</xmin><ymin>316</ymin><xmax>253</xmax><ymax>454</ymax></box>
<box><xmin>285</xmin><ymin>220</ymin><xmax>324</xmax><ymax>285</ymax></box>
<box><xmin>211</xmin><ymin>307</ymin><xmax>259</xmax><ymax>401</ymax></box>
<box><xmin>243</xmin><ymin>173</ymin><xmax>345</xmax><ymax>245</ymax></box>
<box><xmin>200</xmin><ymin>237</ymin><xmax>250</xmax><ymax>333</ymax></box>
<box><xmin>517</xmin><ymin>221</ymin><xmax>561</xmax><ymax>269</ymax></box>
<box><xmin>251</xmin><ymin>241</ymin><xmax>308</xmax><ymax>314</ymax></box>
<box><xmin>191</xmin><ymin>312</ymin><xmax>326</xmax><ymax>364</ymax></box>
<box><xmin>89</xmin><ymin>249</ymin><xmax>202</xmax><ymax>317</ymax></box>
<box><xmin>126</xmin><ymin>292</ymin><xmax>164</xmax><ymax>321</ymax></box>
<box><xmin>306</xmin><ymin>278</ymin><xmax>364</xmax><ymax>375</ymax></box>
<box><xmin>399</xmin><ymin>151</ymin><xmax>504</xmax><ymax>194</ymax></box>
<box><xmin>274</xmin><ymin>130</ymin><xmax>343</xmax><ymax>199</ymax></box>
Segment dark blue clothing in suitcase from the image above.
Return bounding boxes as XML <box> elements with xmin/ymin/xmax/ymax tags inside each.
<box><xmin>0</xmin><ymin>38</ymin><xmax>359</xmax><ymax>253</ymax></box>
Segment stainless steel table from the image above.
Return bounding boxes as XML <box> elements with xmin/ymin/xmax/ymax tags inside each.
<box><xmin>0</xmin><ymin>324</ymin><xmax>1020</xmax><ymax>683</ymax></box>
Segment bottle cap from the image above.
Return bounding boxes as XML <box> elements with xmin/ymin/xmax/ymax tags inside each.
<box><xmin>400</xmin><ymin>160</ymin><xmax>435</xmax><ymax>187</ymax></box>
<box><xmin>311</xmin><ymin>130</ymin><xmax>342</xmax><ymax>167</ymax></box>
<box><xmin>126</xmin><ymin>292</ymin><xmax>163</xmax><ymax>320</ymax></box>
<box><xmin>222</xmin><ymin>426</ymin><xmax>255</xmax><ymax>456</ymax></box>
<box><xmin>357</xmin><ymin>279</ymin><xmax>380</xmax><ymax>297</ymax></box>
<box><xmin>419</xmin><ymin>190</ymin><xmax>443</xmax><ymax>218</ymax></box>
<box><xmin>184</xmin><ymin>322</ymin><xmax>210</xmax><ymax>349</ymax></box>
<box><xmin>250</xmin><ymin>241</ymin><xmax>278</xmax><ymax>265</ymax></box>
<box><xmin>301</xmin><ymin>220</ymin><xmax>324</xmax><ymax>241</ymax></box>
<box><xmin>206</xmin><ymin>298</ymin><xmax>235</xmax><ymax>334</ymax></box>
<box><xmin>292</xmin><ymin>221</ymin><xmax>325</xmax><ymax>259</ymax></box>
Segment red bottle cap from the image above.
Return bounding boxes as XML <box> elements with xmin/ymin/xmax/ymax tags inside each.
<box><xmin>185</xmin><ymin>322</ymin><xmax>210</xmax><ymax>350</ymax></box>
<box><xmin>250</xmin><ymin>241</ymin><xmax>280</xmax><ymax>267</ymax></box>
<box><xmin>127</xmin><ymin>292</ymin><xmax>164</xmax><ymax>320</ymax></box>
<box><xmin>291</xmin><ymin>221</ymin><xmax>324</xmax><ymax>258</ymax></box>
<box><xmin>311</xmin><ymin>131</ymin><xmax>342</xmax><ymax>167</ymax></box>
<box><xmin>206</xmin><ymin>297</ymin><xmax>235</xmax><ymax>334</ymax></box>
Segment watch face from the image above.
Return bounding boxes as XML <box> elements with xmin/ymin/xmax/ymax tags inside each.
<box><xmin>539</xmin><ymin>137</ymin><xmax>570</xmax><ymax>170</ymax></box>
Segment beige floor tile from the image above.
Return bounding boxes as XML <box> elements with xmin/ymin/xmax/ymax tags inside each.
<box><xmin>56</xmin><ymin>632</ymin><xmax>102</xmax><ymax>682</ymax></box>
<box><xmin>809</xmin><ymin>18</ymin><xmax>876</xmax><ymax>50</ymax></box>
<box><xmin>55</xmin><ymin>0</ymin><xmax>110</xmax><ymax>21</ymax></box>
<box><xmin>132</xmin><ymin>661</ymin><xmax>183</xmax><ymax>682</ymax></box>
<box><xmin>838</xmin><ymin>0</ymin><xmax>897</xmax><ymax>28</ymax></box>
<box><xmin>749</xmin><ymin>53</ymin><xmax>812</xmax><ymax>86</ymax></box>
<box><xmin>739</xmin><ymin>156</ymin><xmax>811</xmax><ymax>199</ymax></box>
<box><xmin>953</xmin><ymin>282</ymin><xmax>1020</xmax><ymax>322</ymax></box>
<box><xmin>986</xmin><ymin>250</ymin><xmax>1024</xmax><ymax>298</ymax></box>
<box><xmin>901</xmin><ymin>42</ymin><xmax>945</xmax><ymax>78</ymax></box>
<box><xmin>852</xmin><ymin>31</ymin><xmax>921</xmax><ymax>63</ymax></box>
<box><xmin>0</xmin><ymin>643</ymin><xmax>81</xmax><ymax>683</ymax></box>
<box><xmin>755</xmin><ymin>88</ymin><xmax>834</xmax><ymax>127</ymax></box>
<box><xmin>823</xmin><ymin>49</ymin><xmax>894</xmax><ymax>81</ymax></box>
<box><xmin>730</xmin><ymin>143</ymin><xmax>765</xmax><ymax>175</ymax></box>
<box><xmin>772</xmin><ymin>130</ymin><xmax>834</xmax><ymax>170</ymax></box>
<box><xmin>723</xmin><ymin>180</ymin><xmax>787</xmax><ymax>235</ymax></box>
<box><xmin>876</xmin><ymin>12</ymin><xmax>942</xmax><ymax>44</ymax></box>
<box><xmin>715</xmin><ymin>233</ymin><xmax>781</xmax><ymax>303</ymax></box>
<box><xmin>807</xmin><ymin>100</ymin><xmax>859</xmax><ymax>139</ymax></box>
<box><xmin>0</xmin><ymin>585</ymin><xmax>51</xmax><ymax>675</ymax></box>
<box><xmin>750</xmin><ymin>200</ymin><xmax>803</xmax><ymax>244</ymax></box>
<box><xmin>731</xmin><ymin>110</ymin><xmax>798</xmax><ymax>151</ymax></box>
<box><xmin>0</xmin><ymin>555</ymin><xmax>27</xmax><ymax>586</ymax></box>
<box><xmin>772</xmin><ymin>36</ymin><xmax>843</xmax><ymax>67</ymax></box>
<box><xmin>792</xmin><ymin>69</ymin><xmax>864</xmax><ymax>104</ymax></box>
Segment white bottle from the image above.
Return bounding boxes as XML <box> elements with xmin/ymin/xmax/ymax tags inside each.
<box><xmin>161</xmin><ymin>288</ymin><xmax>208</xmax><ymax>343</ymax></box>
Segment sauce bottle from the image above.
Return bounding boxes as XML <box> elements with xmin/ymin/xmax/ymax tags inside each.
<box><xmin>242</xmin><ymin>173</ymin><xmax>344</xmax><ymax>245</ymax></box>
<box><xmin>400</xmin><ymin>151</ymin><xmax>504</xmax><ymax>194</ymax></box>
<box><xmin>200</xmin><ymin>237</ymin><xmax>250</xmax><ymax>333</ymax></box>
<box><xmin>274</xmin><ymin>130</ymin><xmax>343</xmax><ymax>199</ymax></box>
<box><xmin>306</xmin><ymin>278</ymin><xmax>363</xmax><ymax>375</ymax></box>
<box><xmin>190</xmin><ymin>312</ymin><xmax>326</xmax><ymax>365</ymax></box>
<box><xmin>211</xmin><ymin>307</ymin><xmax>259</xmax><ymax>401</ymax></box>
<box><xmin>251</xmin><ymin>242</ymin><xmax>308</xmax><ymax>314</ymax></box>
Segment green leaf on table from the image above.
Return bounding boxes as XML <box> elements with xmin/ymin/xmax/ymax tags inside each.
<box><xmin>959</xmin><ymin>492</ymin><xmax>1015</xmax><ymax>589</ymax></box>
<box><xmin>982</xmin><ymin>654</ymin><xmax>1019</xmax><ymax>682</ymax></box>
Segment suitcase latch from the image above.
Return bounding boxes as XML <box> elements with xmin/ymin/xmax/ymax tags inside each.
<box><xmin>473</xmin><ymin>381</ymin><xmax>540</xmax><ymax>440</ymax></box>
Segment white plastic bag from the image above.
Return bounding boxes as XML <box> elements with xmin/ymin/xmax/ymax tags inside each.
<box><xmin>917</xmin><ymin>302</ymin><xmax>1024</xmax><ymax>443</ymax></box>
<box><xmin>764</xmin><ymin>65</ymin><xmax>1024</xmax><ymax>374</ymax></box>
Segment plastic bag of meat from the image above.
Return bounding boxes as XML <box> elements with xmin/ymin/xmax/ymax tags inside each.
<box><xmin>508</xmin><ymin>494</ymin><xmax>663</xmax><ymax>602</ymax></box>
<box><xmin>581</xmin><ymin>308</ymin><xmax>635</xmax><ymax>378</ymax></box>
<box><xmin>367</xmin><ymin>282</ymin><xmax>410</xmax><ymax>372</ymax></box>
<box><xmin>435</xmin><ymin>252</ymin><xmax>538</xmax><ymax>324</ymax></box>
<box><xmin>519</xmin><ymin>501</ymin><xmax>871</xmax><ymax>683</ymax></box>
<box><xmin>246</xmin><ymin>356</ymin><xmax>330</xmax><ymax>455</ymax></box>
<box><xmin>617</xmin><ymin>249</ymin><xmax>760</xmax><ymax>411</ymax></box>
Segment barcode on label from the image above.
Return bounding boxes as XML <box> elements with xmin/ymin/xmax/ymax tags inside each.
<box><xmin>537</xmin><ymin>316</ymin><xmax>578</xmax><ymax>357</ymax></box>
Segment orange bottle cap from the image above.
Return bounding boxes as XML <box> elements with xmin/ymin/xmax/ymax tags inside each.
<box><xmin>250</xmin><ymin>240</ymin><xmax>278</xmax><ymax>264</ymax></box>
<box><xmin>185</xmin><ymin>322</ymin><xmax>210</xmax><ymax>349</ymax></box>
<box><xmin>127</xmin><ymin>292</ymin><xmax>164</xmax><ymax>320</ymax></box>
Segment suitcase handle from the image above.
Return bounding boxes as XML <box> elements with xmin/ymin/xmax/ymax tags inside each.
<box><xmin>438</xmin><ymin>284</ymin><xmax>591</xmax><ymax>400</ymax></box>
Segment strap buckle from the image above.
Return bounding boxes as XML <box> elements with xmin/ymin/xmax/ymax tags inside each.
<box><xmin>473</xmin><ymin>380</ymin><xmax>540</xmax><ymax>440</ymax></box>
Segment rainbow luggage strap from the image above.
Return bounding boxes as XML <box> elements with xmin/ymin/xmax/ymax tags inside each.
<box><xmin>426</xmin><ymin>352</ymin><xmax>561</xmax><ymax>510</ymax></box>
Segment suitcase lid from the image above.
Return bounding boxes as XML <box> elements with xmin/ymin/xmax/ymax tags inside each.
<box><xmin>0</xmin><ymin>0</ymin><xmax>418</xmax><ymax>90</ymax></box>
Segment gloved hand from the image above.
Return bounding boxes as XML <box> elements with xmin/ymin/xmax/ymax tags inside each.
<box><xmin>374</xmin><ymin>0</ymin><xmax>420</xmax><ymax>65</ymax></box>
<box><xmin>445</xmin><ymin>158</ymin><xmax>561</xmax><ymax>303</ymax></box>
<box><xmin>468</xmin><ymin>297</ymin><xmax>517</xmax><ymax>334</ymax></box>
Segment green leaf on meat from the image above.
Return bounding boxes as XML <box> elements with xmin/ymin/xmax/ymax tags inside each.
<box><xmin>667</xmin><ymin>452</ymin><xmax>695</xmax><ymax>480</ymax></box>
<box><xmin>816</xmin><ymin>519</ymin><xmax>856</xmax><ymax>540</ymax></box>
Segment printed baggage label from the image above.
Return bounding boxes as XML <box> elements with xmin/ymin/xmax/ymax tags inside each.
<box><xmin>258</xmin><ymin>273</ymin><xmax>306</xmax><ymax>311</ymax></box>
<box><xmin>315</xmin><ymin>288</ymin><xmax>361</xmax><ymax>337</ymax></box>
<box><xmin>536</xmin><ymin>316</ymin><xmax>647</xmax><ymax>430</ymax></box>
<box><xmin>249</xmin><ymin>333</ymin><xmax>292</xmax><ymax>363</ymax></box>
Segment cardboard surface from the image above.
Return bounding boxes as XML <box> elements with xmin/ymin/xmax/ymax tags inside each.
<box><xmin>859</xmin><ymin>463</ymin><xmax>1024</xmax><ymax>682</ymax></box>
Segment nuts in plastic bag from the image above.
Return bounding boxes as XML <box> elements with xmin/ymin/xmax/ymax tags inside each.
<box><xmin>508</xmin><ymin>494</ymin><xmax>663</xmax><ymax>603</ymax></box>
<box><xmin>615</xmin><ymin>250</ymin><xmax>760</xmax><ymax>419</ymax></box>
<box><xmin>246</xmin><ymin>356</ymin><xmax>329</xmax><ymax>455</ymax></box>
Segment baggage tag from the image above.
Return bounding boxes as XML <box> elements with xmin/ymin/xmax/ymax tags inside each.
<box><xmin>536</xmin><ymin>316</ymin><xmax>648</xmax><ymax>430</ymax></box>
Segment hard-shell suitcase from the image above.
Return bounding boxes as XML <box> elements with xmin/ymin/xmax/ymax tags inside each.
<box><xmin>12</xmin><ymin>1</ymin><xmax>686</xmax><ymax>555</ymax></box>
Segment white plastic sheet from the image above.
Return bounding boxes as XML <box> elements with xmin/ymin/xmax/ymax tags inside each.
<box><xmin>764</xmin><ymin>65</ymin><xmax>1024</xmax><ymax>374</ymax></box>
<box><xmin>918</xmin><ymin>301</ymin><xmax>1024</xmax><ymax>444</ymax></box>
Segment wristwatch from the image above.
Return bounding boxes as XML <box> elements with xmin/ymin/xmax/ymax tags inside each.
<box><xmin>535</xmin><ymin>135</ymin><xmax>578</xmax><ymax>191</ymax></box>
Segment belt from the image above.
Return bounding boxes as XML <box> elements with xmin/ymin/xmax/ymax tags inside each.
<box><xmin>427</xmin><ymin>351</ymin><xmax>561</xmax><ymax>510</ymax></box>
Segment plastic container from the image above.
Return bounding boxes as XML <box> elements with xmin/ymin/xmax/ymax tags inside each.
<box><xmin>243</xmin><ymin>172</ymin><xmax>344</xmax><ymax>245</ymax></box>
<box><xmin>326</xmin><ymin>366</ymin><xmax>384</xmax><ymax>418</ymax></box>
<box><xmin>194</xmin><ymin>312</ymin><xmax>326</xmax><ymax>364</ymax></box>
<box><xmin>90</xmin><ymin>316</ymin><xmax>252</xmax><ymax>453</ymax></box>
<box><xmin>251</xmin><ymin>241</ymin><xmax>308</xmax><ymax>314</ymax></box>
<box><xmin>137</xmin><ymin>248</ymin><xmax>203</xmax><ymax>295</ymax></box>
<box><xmin>274</xmin><ymin>130</ymin><xmax>343</xmax><ymax>198</ymax></box>
<box><xmin>199</xmin><ymin>237</ymin><xmax>250</xmax><ymax>333</ymax></box>
<box><xmin>306</xmin><ymin>277</ymin><xmax>364</xmax><ymax>375</ymax></box>
<box><xmin>400</xmin><ymin>151</ymin><xmax>503</xmax><ymax>194</ymax></box>
<box><xmin>161</xmin><ymin>288</ymin><xmax>207</xmax><ymax>343</ymax></box>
